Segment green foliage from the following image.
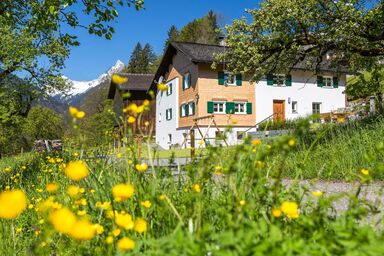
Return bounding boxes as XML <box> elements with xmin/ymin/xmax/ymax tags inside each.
<box><xmin>178</xmin><ymin>10</ymin><xmax>222</xmax><ymax>44</ymax></box>
<box><xmin>163</xmin><ymin>25</ymin><xmax>180</xmax><ymax>52</ymax></box>
<box><xmin>222</xmin><ymin>0</ymin><xmax>384</xmax><ymax>81</ymax></box>
<box><xmin>125</xmin><ymin>42</ymin><xmax>158</xmax><ymax>74</ymax></box>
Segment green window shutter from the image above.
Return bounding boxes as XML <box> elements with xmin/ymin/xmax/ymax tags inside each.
<box><xmin>317</xmin><ymin>76</ymin><xmax>324</xmax><ymax>87</ymax></box>
<box><xmin>182</xmin><ymin>76</ymin><xmax>185</xmax><ymax>90</ymax></box>
<box><xmin>207</xmin><ymin>101</ymin><xmax>214</xmax><ymax>113</ymax></box>
<box><xmin>226</xmin><ymin>102</ymin><xmax>235</xmax><ymax>114</ymax></box>
<box><xmin>333</xmin><ymin>77</ymin><xmax>339</xmax><ymax>88</ymax></box>
<box><xmin>191</xmin><ymin>102</ymin><xmax>195</xmax><ymax>115</ymax></box>
<box><xmin>267</xmin><ymin>74</ymin><xmax>274</xmax><ymax>86</ymax></box>
<box><xmin>170</xmin><ymin>109</ymin><xmax>172</xmax><ymax>120</ymax></box>
<box><xmin>166</xmin><ymin>109</ymin><xmax>169</xmax><ymax>120</ymax></box>
<box><xmin>246</xmin><ymin>102</ymin><xmax>252</xmax><ymax>114</ymax></box>
<box><xmin>285</xmin><ymin>74</ymin><xmax>292</xmax><ymax>86</ymax></box>
<box><xmin>236</xmin><ymin>74</ymin><xmax>242</xmax><ymax>86</ymax></box>
<box><xmin>185</xmin><ymin>104</ymin><xmax>189</xmax><ymax>116</ymax></box>
<box><xmin>218</xmin><ymin>71</ymin><xmax>225</xmax><ymax>85</ymax></box>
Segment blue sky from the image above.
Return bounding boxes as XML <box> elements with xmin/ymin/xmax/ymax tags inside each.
<box><xmin>62</xmin><ymin>0</ymin><xmax>258</xmax><ymax>81</ymax></box>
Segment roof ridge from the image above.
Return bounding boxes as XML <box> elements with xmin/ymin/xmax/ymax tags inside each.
<box><xmin>113</xmin><ymin>72</ymin><xmax>155</xmax><ymax>76</ymax></box>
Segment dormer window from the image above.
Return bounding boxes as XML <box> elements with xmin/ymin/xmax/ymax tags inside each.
<box><xmin>183</xmin><ymin>73</ymin><xmax>191</xmax><ymax>90</ymax></box>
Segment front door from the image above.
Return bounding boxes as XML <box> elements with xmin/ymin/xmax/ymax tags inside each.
<box><xmin>273</xmin><ymin>100</ymin><xmax>285</xmax><ymax>121</ymax></box>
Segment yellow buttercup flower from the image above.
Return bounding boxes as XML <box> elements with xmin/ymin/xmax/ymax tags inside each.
<box><xmin>134</xmin><ymin>218</ymin><xmax>147</xmax><ymax>233</ymax></box>
<box><xmin>115</xmin><ymin>212</ymin><xmax>134</xmax><ymax>229</ymax></box>
<box><xmin>46</xmin><ymin>183</ymin><xmax>58</xmax><ymax>193</ymax></box>
<box><xmin>112</xmin><ymin>184</ymin><xmax>134</xmax><ymax>202</ymax></box>
<box><xmin>0</xmin><ymin>189</ymin><xmax>27</xmax><ymax>219</ymax></box>
<box><xmin>159</xmin><ymin>194</ymin><xmax>166</xmax><ymax>201</ymax></box>
<box><xmin>280</xmin><ymin>201</ymin><xmax>299</xmax><ymax>219</ymax></box>
<box><xmin>252</xmin><ymin>139</ymin><xmax>261</xmax><ymax>146</ymax></box>
<box><xmin>192</xmin><ymin>184</ymin><xmax>201</xmax><ymax>193</ymax></box>
<box><xmin>141</xmin><ymin>200</ymin><xmax>151</xmax><ymax>209</ymax></box>
<box><xmin>68</xmin><ymin>106</ymin><xmax>78</xmax><ymax>118</ymax></box>
<box><xmin>93</xmin><ymin>224</ymin><xmax>104</xmax><ymax>235</ymax></box>
<box><xmin>77</xmin><ymin>210</ymin><xmax>86</xmax><ymax>216</ymax></box>
<box><xmin>312</xmin><ymin>190</ymin><xmax>323</xmax><ymax>197</ymax></box>
<box><xmin>288</xmin><ymin>138</ymin><xmax>296</xmax><ymax>147</ymax></box>
<box><xmin>239</xmin><ymin>200</ymin><xmax>246</xmax><ymax>206</ymax></box>
<box><xmin>127</xmin><ymin>116</ymin><xmax>136</xmax><ymax>124</ymax></box>
<box><xmin>135</xmin><ymin>163</ymin><xmax>148</xmax><ymax>172</ymax></box>
<box><xmin>112</xmin><ymin>74</ymin><xmax>128</xmax><ymax>85</ymax></box>
<box><xmin>75</xmin><ymin>111</ymin><xmax>86</xmax><ymax>119</ymax></box>
<box><xmin>272</xmin><ymin>208</ymin><xmax>282</xmax><ymax>218</ymax></box>
<box><xmin>106</xmin><ymin>236</ymin><xmax>114</xmax><ymax>244</ymax></box>
<box><xmin>49</xmin><ymin>208</ymin><xmax>77</xmax><ymax>234</ymax></box>
<box><xmin>117</xmin><ymin>237</ymin><xmax>135</xmax><ymax>251</ymax></box>
<box><xmin>64</xmin><ymin>161</ymin><xmax>89</xmax><ymax>181</ymax></box>
<box><xmin>361</xmin><ymin>169</ymin><xmax>369</xmax><ymax>176</ymax></box>
<box><xmin>67</xmin><ymin>185</ymin><xmax>79</xmax><ymax>197</ymax></box>
<box><xmin>70</xmin><ymin>219</ymin><xmax>96</xmax><ymax>240</ymax></box>
<box><xmin>157</xmin><ymin>83</ymin><xmax>168</xmax><ymax>92</ymax></box>
<box><xmin>143</xmin><ymin>99</ymin><xmax>150</xmax><ymax>107</ymax></box>
<box><xmin>112</xmin><ymin>228</ymin><xmax>121</xmax><ymax>237</ymax></box>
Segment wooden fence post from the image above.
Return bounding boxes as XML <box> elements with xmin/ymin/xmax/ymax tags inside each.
<box><xmin>190</xmin><ymin>129</ymin><xmax>195</xmax><ymax>159</ymax></box>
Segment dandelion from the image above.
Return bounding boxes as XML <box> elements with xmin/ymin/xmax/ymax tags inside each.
<box><xmin>141</xmin><ymin>200</ymin><xmax>151</xmax><ymax>209</ymax></box>
<box><xmin>39</xmin><ymin>219</ymin><xmax>45</xmax><ymax>224</ymax></box>
<box><xmin>70</xmin><ymin>219</ymin><xmax>96</xmax><ymax>240</ymax></box>
<box><xmin>106</xmin><ymin>236</ymin><xmax>114</xmax><ymax>244</ymax></box>
<box><xmin>280</xmin><ymin>201</ymin><xmax>299</xmax><ymax>219</ymax></box>
<box><xmin>127</xmin><ymin>116</ymin><xmax>136</xmax><ymax>123</ymax></box>
<box><xmin>67</xmin><ymin>185</ymin><xmax>79</xmax><ymax>197</ymax></box>
<box><xmin>117</xmin><ymin>152</ymin><xmax>122</xmax><ymax>159</ymax></box>
<box><xmin>16</xmin><ymin>227</ymin><xmax>23</xmax><ymax>234</ymax></box>
<box><xmin>112</xmin><ymin>228</ymin><xmax>121</xmax><ymax>237</ymax></box>
<box><xmin>252</xmin><ymin>139</ymin><xmax>261</xmax><ymax>146</ymax></box>
<box><xmin>272</xmin><ymin>208</ymin><xmax>282</xmax><ymax>218</ymax></box>
<box><xmin>77</xmin><ymin>210</ymin><xmax>86</xmax><ymax>216</ymax></box>
<box><xmin>112</xmin><ymin>184</ymin><xmax>134</xmax><ymax>202</ymax></box>
<box><xmin>239</xmin><ymin>200</ymin><xmax>246</xmax><ymax>206</ymax></box>
<box><xmin>143</xmin><ymin>99</ymin><xmax>150</xmax><ymax>107</ymax></box>
<box><xmin>75</xmin><ymin>111</ymin><xmax>86</xmax><ymax>119</ymax></box>
<box><xmin>93</xmin><ymin>224</ymin><xmax>104</xmax><ymax>235</ymax></box>
<box><xmin>0</xmin><ymin>189</ymin><xmax>27</xmax><ymax>219</ymax></box>
<box><xmin>64</xmin><ymin>161</ymin><xmax>89</xmax><ymax>181</ymax></box>
<box><xmin>135</xmin><ymin>163</ymin><xmax>148</xmax><ymax>172</ymax></box>
<box><xmin>361</xmin><ymin>169</ymin><xmax>369</xmax><ymax>176</ymax></box>
<box><xmin>159</xmin><ymin>194</ymin><xmax>166</xmax><ymax>201</ymax></box>
<box><xmin>46</xmin><ymin>183</ymin><xmax>58</xmax><ymax>193</ymax></box>
<box><xmin>134</xmin><ymin>218</ymin><xmax>147</xmax><ymax>233</ymax></box>
<box><xmin>193</xmin><ymin>184</ymin><xmax>201</xmax><ymax>193</ymax></box>
<box><xmin>115</xmin><ymin>212</ymin><xmax>134</xmax><ymax>230</ymax></box>
<box><xmin>117</xmin><ymin>237</ymin><xmax>135</xmax><ymax>251</ymax></box>
<box><xmin>49</xmin><ymin>208</ymin><xmax>77</xmax><ymax>234</ymax></box>
<box><xmin>69</xmin><ymin>106</ymin><xmax>79</xmax><ymax>118</ymax></box>
<box><xmin>288</xmin><ymin>138</ymin><xmax>296</xmax><ymax>147</ymax></box>
<box><xmin>112</xmin><ymin>74</ymin><xmax>128</xmax><ymax>85</ymax></box>
<box><xmin>312</xmin><ymin>190</ymin><xmax>323</xmax><ymax>197</ymax></box>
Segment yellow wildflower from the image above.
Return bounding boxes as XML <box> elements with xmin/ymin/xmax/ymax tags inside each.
<box><xmin>117</xmin><ymin>153</ymin><xmax>122</xmax><ymax>159</ymax></box>
<box><xmin>112</xmin><ymin>228</ymin><xmax>121</xmax><ymax>237</ymax></box>
<box><xmin>193</xmin><ymin>184</ymin><xmax>201</xmax><ymax>193</ymax></box>
<box><xmin>135</xmin><ymin>163</ymin><xmax>148</xmax><ymax>172</ymax></box>
<box><xmin>70</xmin><ymin>219</ymin><xmax>96</xmax><ymax>240</ymax></box>
<box><xmin>0</xmin><ymin>189</ymin><xmax>27</xmax><ymax>219</ymax></box>
<box><xmin>127</xmin><ymin>116</ymin><xmax>136</xmax><ymax>124</ymax></box>
<box><xmin>115</xmin><ymin>212</ymin><xmax>134</xmax><ymax>230</ymax></box>
<box><xmin>141</xmin><ymin>200</ymin><xmax>151</xmax><ymax>209</ymax></box>
<box><xmin>134</xmin><ymin>218</ymin><xmax>147</xmax><ymax>233</ymax></box>
<box><xmin>288</xmin><ymin>138</ymin><xmax>296</xmax><ymax>147</ymax></box>
<box><xmin>157</xmin><ymin>83</ymin><xmax>168</xmax><ymax>92</ymax></box>
<box><xmin>112</xmin><ymin>74</ymin><xmax>128</xmax><ymax>85</ymax></box>
<box><xmin>143</xmin><ymin>99</ymin><xmax>150</xmax><ymax>107</ymax></box>
<box><xmin>280</xmin><ymin>201</ymin><xmax>299</xmax><ymax>219</ymax></box>
<box><xmin>159</xmin><ymin>194</ymin><xmax>166</xmax><ymax>201</ymax></box>
<box><xmin>105</xmin><ymin>236</ymin><xmax>114</xmax><ymax>244</ymax></box>
<box><xmin>75</xmin><ymin>111</ymin><xmax>86</xmax><ymax>119</ymax></box>
<box><xmin>361</xmin><ymin>169</ymin><xmax>369</xmax><ymax>176</ymax></box>
<box><xmin>312</xmin><ymin>190</ymin><xmax>323</xmax><ymax>197</ymax></box>
<box><xmin>117</xmin><ymin>237</ymin><xmax>135</xmax><ymax>251</ymax></box>
<box><xmin>272</xmin><ymin>208</ymin><xmax>282</xmax><ymax>218</ymax></box>
<box><xmin>67</xmin><ymin>185</ymin><xmax>79</xmax><ymax>197</ymax></box>
<box><xmin>68</xmin><ymin>106</ymin><xmax>78</xmax><ymax>118</ymax></box>
<box><xmin>239</xmin><ymin>200</ymin><xmax>246</xmax><ymax>206</ymax></box>
<box><xmin>77</xmin><ymin>210</ymin><xmax>86</xmax><ymax>216</ymax></box>
<box><xmin>49</xmin><ymin>208</ymin><xmax>77</xmax><ymax>234</ymax></box>
<box><xmin>112</xmin><ymin>184</ymin><xmax>134</xmax><ymax>202</ymax></box>
<box><xmin>46</xmin><ymin>183</ymin><xmax>58</xmax><ymax>193</ymax></box>
<box><xmin>64</xmin><ymin>161</ymin><xmax>89</xmax><ymax>181</ymax></box>
<box><xmin>93</xmin><ymin>223</ymin><xmax>104</xmax><ymax>235</ymax></box>
<box><xmin>252</xmin><ymin>139</ymin><xmax>261</xmax><ymax>146</ymax></box>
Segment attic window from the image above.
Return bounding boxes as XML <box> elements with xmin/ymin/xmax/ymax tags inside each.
<box><xmin>183</xmin><ymin>73</ymin><xmax>191</xmax><ymax>90</ymax></box>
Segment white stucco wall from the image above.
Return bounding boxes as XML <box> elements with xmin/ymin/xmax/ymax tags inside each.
<box><xmin>156</xmin><ymin>78</ymin><xmax>186</xmax><ymax>149</ymax></box>
<box><xmin>255</xmin><ymin>70</ymin><xmax>346</xmax><ymax>123</ymax></box>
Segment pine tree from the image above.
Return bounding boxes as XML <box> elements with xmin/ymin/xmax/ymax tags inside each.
<box><xmin>126</xmin><ymin>42</ymin><xmax>143</xmax><ymax>73</ymax></box>
<box><xmin>163</xmin><ymin>25</ymin><xmax>180</xmax><ymax>52</ymax></box>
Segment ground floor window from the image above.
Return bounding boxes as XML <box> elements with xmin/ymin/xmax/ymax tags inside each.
<box><xmin>292</xmin><ymin>101</ymin><xmax>298</xmax><ymax>114</ymax></box>
<box><xmin>234</xmin><ymin>102</ymin><xmax>247</xmax><ymax>114</ymax></box>
<box><xmin>312</xmin><ymin>102</ymin><xmax>321</xmax><ymax>114</ymax></box>
<box><xmin>168</xmin><ymin>134</ymin><xmax>172</xmax><ymax>144</ymax></box>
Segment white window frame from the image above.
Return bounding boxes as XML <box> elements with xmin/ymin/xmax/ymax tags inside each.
<box><xmin>312</xmin><ymin>102</ymin><xmax>321</xmax><ymax>114</ymax></box>
<box><xmin>323</xmin><ymin>76</ymin><xmax>333</xmax><ymax>88</ymax></box>
<box><xmin>166</xmin><ymin>83</ymin><xmax>172</xmax><ymax>96</ymax></box>
<box><xmin>166</xmin><ymin>108</ymin><xmax>172</xmax><ymax>120</ymax></box>
<box><xmin>292</xmin><ymin>101</ymin><xmax>298</xmax><ymax>114</ymax></box>
<box><xmin>181</xmin><ymin>104</ymin><xmax>186</xmax><ymax>117</ymax></box>
<box><xmin>224</xmin><ymin>72</ymin><xmax>236</xmax><ymax>86</ymax></box>
<box><xmin>183</xmin><ymin>73</ymin><xmax>191</xmax><ymax>89</ymax></box>
<box><xmin>188</xmin><ymin>102</ymin><xmax>194</xmax><ymax>116</ymax></box>
<box><xmin>213</xmin><ymin>101</ymin><xmax>226</xmax><ymax>114</ymax></box>
<box><xmin>234</xmin><ymin>102</ymin><xmax>247</xmax><ymax>114</ymax></box>
<box><xmin>274</xmin><ymin>74</ymin><xmax>286</xmax><ymax>86</ymax></box>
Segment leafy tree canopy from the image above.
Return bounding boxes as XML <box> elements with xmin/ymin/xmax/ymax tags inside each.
<box><xmin>221</xmin><ymin>0</ymin><xmax>384</xmax><ymax>81</ymax></box>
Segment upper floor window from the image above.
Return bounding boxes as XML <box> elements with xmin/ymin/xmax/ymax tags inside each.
<box><xmin>183</xmin><ymin>73</ymin><xmax>191</xmax><ymax>90</ymax></box>
<box><xmin>324</xmin><ymin>76</ymin><xmax>333</xmax><ymax>87</ymax></box>
<box><xmin>218</xmin><ymin>71</ymin><xmax>242</xmax><ymax>86</ymax></box>
<box><xmin>213</xmin><ymin>102</ymin><xmax>226</xmax><ymax>114</ymax></box>
<box><xmin>267</xmin><ymin>74</ymin><xmax>292</xmax><ymax>87</ymax></box>
<box><xmin>317</xmin><ymin>76</ymin><xmax>338</xmax><ymax>88</ymax></box>
<box><xmin>234</xmin><ymin>102</ymin><xmax>247</xmax><ymax>114</ymax></box>
<box><xmin>166</xmin><ymin>83</ymin><xmax>172</xmax><ymax>96</ymax></box>
<box><xmin>224</xmin><ymin>72</ymin><xmax>236</xmax><ymax>86</ymax></box>
<box><xmin>180</xmin><ymin>101</ymin><xmax>195</xmax><ymax>117</ymax></box>
<box><xmin>166</xmin><ymin>108</ymin><xmax>172</xmax><ymax>120</ymax></box>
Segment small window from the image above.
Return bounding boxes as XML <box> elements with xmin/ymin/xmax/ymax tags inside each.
<box><xmin>166</xmin><ymin>108</ymin><xmax>172</xmax><ymax>120</ymax></box>
<box><xmin>168</xmin><ymin>134</ymin><xmax>172</xmax><ymax>144</ymax></box>
<box><xmin>237</xmin><ymin>131</ymin><xmax>244</xmax><ymax>140</ymax></box>
<box><xmin>224</xmin><ymin>72</ymin><xmax>236</xmax><ymax>86</ymax></box>
<box><xmin>292</xmin><ymin>101</ymin><xmax>298</xmax><ymax>114</ymax></box>
<box><xmin>180</xmin><ymin>104</ymin><xmax>186</xmax><ymax>117</ymax></box>
<box><xmin>234</xmin><ymin>102</ymin><xmax>247</xmax><ymax>114</ymax></box>
<box><xmin>275</xmin><ymin>74</ymin><xmax>286</xmax><ymax>86</ymax></box>
<box><xmin>166</xmin><ymin>83</ymin><xmax>172</xmax><ymax>96</ymax></box>
<box><xmin>312</xmin><ymin>102</ymin><xmax>321</xmax><ymax>114</ymax></box>
<box><xmin>213</xmin><ymin>102</ymin><xmax>226</xmax><ymax>114</ymax></box>
<box><xmin>188</xmin><ymin>102</ymin><xmax>195</xmax><ymax>116</ymax></box>
<box><xmin>183</xmin><ymin>73</ymin><xmax>191</xmax><ymax>89</ymax></box>
<box><xmin>215</xmin><ymin>131</ymin><xmax>224</xmax><ymax>140</ymax></box>
<box><xmin>324</xmin><ymin>76</ymin><xmax>333</xmax><ymax>87</ymax></box>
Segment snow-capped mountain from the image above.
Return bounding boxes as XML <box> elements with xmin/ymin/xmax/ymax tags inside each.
<box><xmin>64</xmin><ymin>59</ymin><xmax>125</xmax><ymax>97</ymax></box>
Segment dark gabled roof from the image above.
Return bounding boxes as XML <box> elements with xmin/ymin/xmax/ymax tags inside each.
<box><xmin>108</xmin><ymin>73</ymin><xmax>154</xmax><ymax>99</ymax></box>
<box><xmin>150</xmin><ymin>42</ymin><xmax>351</xmax><ymax>91</ymax></box>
